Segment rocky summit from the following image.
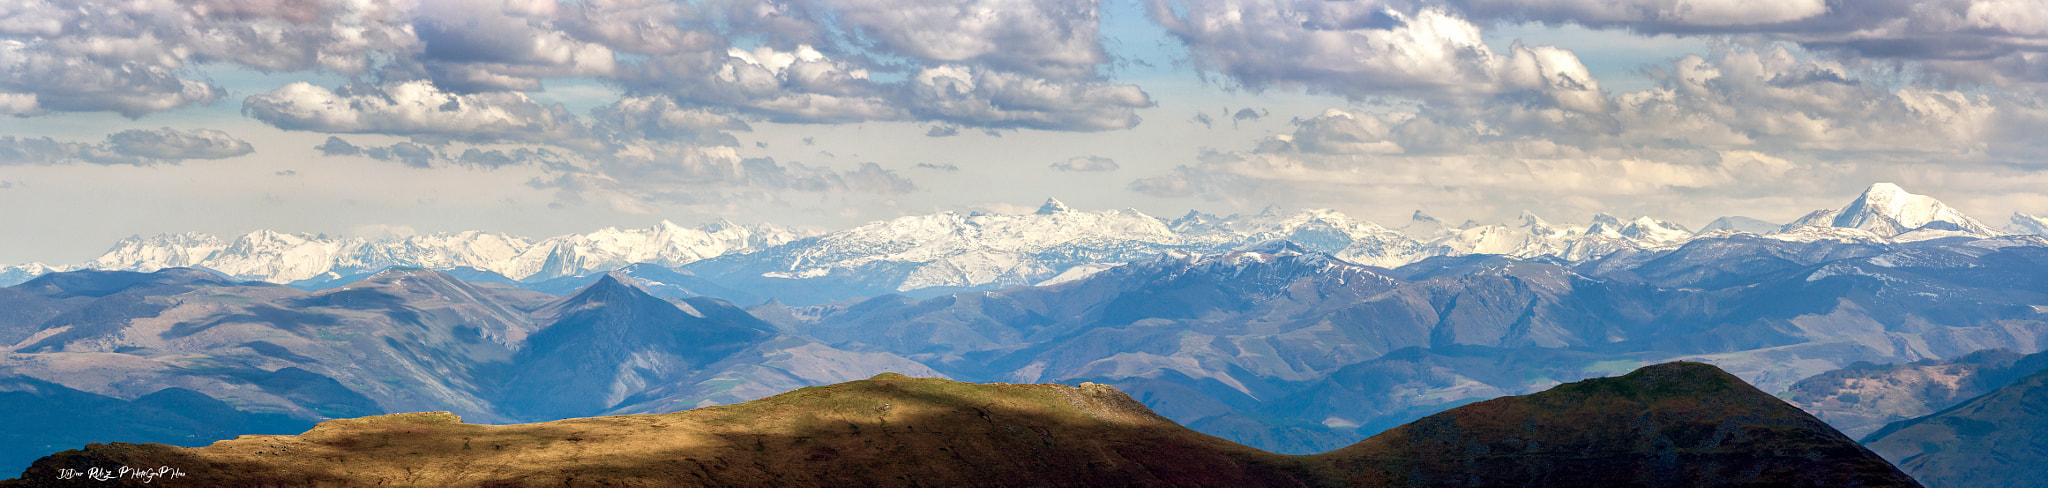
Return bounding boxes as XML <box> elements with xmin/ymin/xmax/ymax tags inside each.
<box><xmin>6</xmin><ymin>362</ymin><xmax>1917</xmax><ymax>487</ymax></box>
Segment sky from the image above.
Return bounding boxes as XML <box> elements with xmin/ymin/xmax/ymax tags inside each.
<box><xmin>2</xmin><ymin>0</ymin><xmax>2048</xmax><ymax>264</ymax></box>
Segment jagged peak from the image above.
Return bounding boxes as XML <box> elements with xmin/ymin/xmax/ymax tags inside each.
<box><xmin>1036</xmin><ymin>198</ymin><xmax>1072</xmax><ymax>215</ymax></box>
<box><xmin>1590</xmin><ymin>213</ymin><xmax>1622</xmax><ymax>227</ymax></box>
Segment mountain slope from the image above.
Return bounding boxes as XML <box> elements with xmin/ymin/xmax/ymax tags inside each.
<box><xmin>1864</xmin><ymin>367</ymin><xmax>2048</xmax><ymax>488</ymax></box>
<box><xmin>0</xmin><ymin>376</ymin><xmax>311</xmax><ymax>478</ymax></box>
<box><xmin>1320</xmin><ymin>362</ymin><xmax>1914</xmax><ymax>487</ymax></box>
<box><xmin>496</xmin><ymin>272</ymin><xmax>774</xmax><ymax>419</ymax></box>
<box><xmin>1783</xmin><ymin>348</ymin><xmax>2048</xmax><ymax>439</ymax></box>
<box><xmin>5</xmin><ymin>363</ymin><xmax>1918</xmax><ymax>487</ymax></box>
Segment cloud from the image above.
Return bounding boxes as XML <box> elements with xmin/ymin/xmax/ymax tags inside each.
<box><xmin>1451</xmin><ymin>0</ymin><xmax>1827</xmax><ymax>27</ymax></box>
<box><xmin>410</xmin><ymin>0</ymin><xmax>619</xmax><ymax>92</ymax></box>
<box><xmin>105</xmin><ymin>128</ymin><xmax>255</xmax><ymax>160</ymax></box>
<box><xmin>1148</xmin><ymin>3</ymin><xmax>1503</xmax><ymax>99</ymax></box>
<box><xmin>1128</xmin><ymin>44</ymin><xmax>2048</xmax><ymax>222</ymax></box>
<box><xmin>587</xmin><ymin>95</ymin><xmax>749</xmax><ymax>145</ymax></box>
<box><xmin>619</xmin><ymin>44</ymin><xmax>907</xmax><ymax>124</ymax></box>
<box><xmin>275</xmin><ymin>170</ymin><xmax>297</xmax><ymax>176</ymax></box>
<box><xmin>925</xmin><ymin>124</ymin><xmax>961</xmax><ymax>137</ymax></box>
<box><xmin>1191</xmin><ymin>112</ymin><xmax>1215</xmax><ymax>128</ymax></box>
<box><xmin>1146</xmin><ymin>2</ymin><xmax>1613</xmax><ymax>111</ymax></box>
<box><xmin>908</xmin><ymin>65</ymin><xmax>1152</xmax><ymax>130</ymax></box>
<box><xmin>0</xmin><ymin>128</ymin><xmax>256</xmax><ymax>166</ymax></box>
<box><xmin>527</xmin><ymin>144</ymin><xmax>918</xmax><ymax>210</ymax></box>
<box><xmin>244</xmin><ymin>81</ymin><xmax>591</xmax><ymax>145</ymax></box>
<box><xmin>1443</xmin><ymin>0</ymin><xmax>2048</xmax><ymax>85</ymax></box>
<box><xmin>0</xmin><ymin>0</ymin><xmax>414</xmax><ymax>116</ymax></box>
<box><xmin>915</xmin><ymin>162</ymin><xmax>959</xmax><ymax>171</ymax></box>
<box><xmin>792</xmin><ymin>0</ymin><xmax>1110</xmax><ymax>80</ymax></box>
<box><xmin>1051</xmin><ymin>155</ymin><xmax>1119</xmax><ymax>172</ymax></box>
<box><xmin>315</xmin><ymin>136</ymin><xmax>560</xmax><ymax>169</ymax></box>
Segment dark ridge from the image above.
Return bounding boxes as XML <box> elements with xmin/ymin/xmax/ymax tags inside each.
<box><xmin>6</xmin><ymin>363</ymin><xmax>1919</xmax><ymax>487</ymax></box>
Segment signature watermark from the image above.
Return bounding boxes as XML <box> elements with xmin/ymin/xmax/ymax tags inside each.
<box><xmin>54</xmin><ymin>466</ymin><xmax>186</xmax><ymax>484</ymax></box>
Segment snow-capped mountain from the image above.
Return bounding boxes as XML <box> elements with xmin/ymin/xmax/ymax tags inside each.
<box><xmin>1699</xmin><ymin>216</ymin><xmax>1782</xmax><ymax>235</ymax></box>
<box><xmin>70</xmin><ymin>220</ymin><xmax>806</xmax><ymax>285</ymax></box>
<box><xmin>0</xmin><ymin>262</ymin><xmax>64</xmax><ymax>286</ymax></box>
<box><xmin>1784</xmin><ymin>183</ymin><xmax>2000</xmax><ymax>238</ymax></box>
<box><xmin>2</xmin><ymin>183</ymin><xmax>2026</xmax><ymax>297</ymax></box>
<box><xmin>2011</xmin><ymin>212</ymin><xmax>2048</xmax><ymax>236</ymax></box>
<box><xmin>684</xmin><ymin>199</ymin><xmax>1190</xmax><ymax>297</ymax></box>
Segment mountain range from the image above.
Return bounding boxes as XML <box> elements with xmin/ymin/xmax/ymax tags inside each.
<box><xmin>9</xmin><ymin>184</ymin><xmax>2044</xmax><ymax>306</ymax></box>
<box><xmin>2</xmin><ymin>183</ymin><xmax>2045</xmax><ymax>481</ymax></box>
<box><xmin>6</xmin><ymin>363</ymin><xmax>1919</xmax><ymax>487</ymax></box>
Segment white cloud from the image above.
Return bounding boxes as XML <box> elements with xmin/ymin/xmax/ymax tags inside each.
<box><xmin>1129</xmin><ymin>44</ymin><xmax>2048</xmax><ymax>222</ymax></box>
<box><xmin>244</xmin><ymin>81</ymin><xmax>590</xmax><ymax>145</ymax></box>
<box><xmin>907</xmin><ymin>64</ymin><xmax>1152</xmax><ymax>130</ymax></box>
<box><xmin>0</xmin><ymin>128</ymin><xmax>255</xmax><ymax>166</ymax></box>
<box><xmin>809</xmin><ymin>0</ymin><xmax>1109</xmax><ymax>79</ymax></box>
<box><xmin>0</xmin><ymin>0</ymin><xmax>414</xmax><ymax>116</ymax></box>
<box><xmin>1050</xmin><ymin>155</ymin><xmax>1119</xmax><ymax>172</ymax></box>
<box><xmin>105</xmin><ymin>128</ymin><xmax>256</xmax><ymax>160</ymax></box>
<box><xmin>1454</xmin><ymin>0</ymin><xmax>1828</xmax><ymax>27</ymax></box>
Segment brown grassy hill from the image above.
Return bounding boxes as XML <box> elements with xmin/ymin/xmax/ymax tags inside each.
<box><xmin>1317</xmin><ymin>361</ymin><xmax>1917</xmax><ymax>487</ymax></box>
<box><xmin>5</xmin><ymin>363</ymin><xmax>1918</xmax><ymax>487</ymax></box>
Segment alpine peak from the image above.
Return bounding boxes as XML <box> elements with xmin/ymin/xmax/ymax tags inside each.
<box><xmin>1036</xmin><ymin>198</ymin><xmax>1073</xmax><ymax>215</ymax></box>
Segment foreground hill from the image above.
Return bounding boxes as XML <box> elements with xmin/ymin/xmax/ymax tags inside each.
<box><xmin>7</xmin><ymin>363</ymin><xmax>1916</xmax><ymax>487</ymax></box>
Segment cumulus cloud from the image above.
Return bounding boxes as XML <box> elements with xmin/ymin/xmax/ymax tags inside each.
<box><xmin>1146</xmin><ymin>1</ymin><xmax>1614</xmax><ymax>112</ymax></box>
<box><xmin>105</xmin><ymin>128</ymin><xmax>255</xmax><ymax>160</ymax></box>
<box><xmin>915</xmin><ymin>162</ymin><xmax>959</xmax><ymax>171</ymax></box>
<box><xmin>1051</xmin><ymin>155</ymin><xmax>1119</xmax><ymax>172</ymax></box>
<box><xmin>908</xmin><ymin>65</ymin><xmax>1152</xmax><ymax>130</ymax></box>
<box><xmin>796</xmin><ymin>0</ymin><xmax>1110</xmax><ymax>80</ymax></box>
<box><xmin>528</xmin><ymin>144</ymin><xmax>916</xmax><ymax>212</ymax></box>
<box><xmin>1444</xmin><ymin>0</ymin><xmax>2048</xmax><ymax>85</ymax></box>
<box><xmin>0</xmin><ymin>128</ymin><xmax>255</xmax><ymax>166</ymax></box>
<box><xmin>1129</xmin><ymin>44</ymin><xmax>2048</xmax><ymax>222</ymax></box>
<box><xmin>925</xmin><ymin>124</ymin><xmax>961</xmax><ymax>137</ymax></box>
<box><xmin>1149</xmin><ymin>3</ymin><xmax>1501</xmax><ymax>99</ymax></box>
<box><xmin>0</xmin><ymin>0</ymin><xmax>414</xmax><ymax>116</ymax></box>
<box><xmin>244</xmin><ymin>81</ymin><xmax>592</xmax><ymax>146</ymax></box>
<box><xmin>1452</xmin><ymin>0</ymin><xmax>1827</xmax><ymax>27</ymax></box>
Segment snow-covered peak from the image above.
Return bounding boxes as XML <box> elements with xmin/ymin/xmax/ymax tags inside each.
<box><xmin>1831</xmin><ymin>183</ymin><xmax>1998</xmax><ymax>236</ymax></box>
<box><xmin>61</xmin><ymin>220</ymin><xmax>806</xmax><ymax>285</ymax></box>
<box><xmin>0</xmin><ymin>262</ymin><xmax>67</xmax><ymax>286</ymax></box>
<box><xmin>1699</xmin><ymin>216</ymin><xmax>1780</xmax><ymax>235</ymax></box>
<box><xmin>89</xmin><ymin>232</ymin><xmax>226</xmax><ymax>272</ymax></box>
<box><xmin>1036</xmin><ymin>198</ymin><xmax>1073</xmax><ymax>215</ymax></box>
<box><xmin>1617</xmin><ymin>216</ymin><xmax>1692</xmax><ymax>246</ymax></box>
<box><xmin>2010</xmin><ymin>212</ymin><xmax>2048</xmax><ymax>236</ymax></box>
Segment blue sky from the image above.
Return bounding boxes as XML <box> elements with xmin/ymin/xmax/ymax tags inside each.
<box><xmin>2</xmin><ymin>0</ymin><xmax>2046</xmax><ymax>264</ymax></box>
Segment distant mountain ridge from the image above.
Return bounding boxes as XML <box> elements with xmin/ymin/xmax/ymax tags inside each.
<box><xmin>18</xmin><ymin>220</ymin><xmax>806</xmax><ymax>286</ymax></box>
<box><xmin>3</xmin><ymin>184</ymin><xmax>2039</xmax><ymax>300</ymax></box>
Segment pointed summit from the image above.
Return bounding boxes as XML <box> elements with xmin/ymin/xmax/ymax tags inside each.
<box><xmin>1831</xmin><ymin>182</ymin><xmax>1997</xmax><ymax>236</ymax></box>
<box><xmin>1409</xmin><ymin>210</ymin><xmax>1442</xmax><ymax>226</ymax></box>
<box><xmin>1036</xmin><ymin>197</ymin><xmax>1073</xmax><ymax>215</ymax></box>
<box><xmin>1699</xmin><ymin>216</ymin><xmax>1781</xmax><ymax>235</ymax></box>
